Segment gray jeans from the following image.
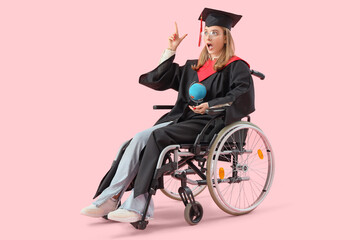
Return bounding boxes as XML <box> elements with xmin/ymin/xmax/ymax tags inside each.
<box><xmin>93</xmin><ymin>121</ymin><xmax>172</xmax><ymax>218</ymax></box>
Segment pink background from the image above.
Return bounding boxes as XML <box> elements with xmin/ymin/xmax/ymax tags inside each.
<box><xmin>1</xmin><ymin>0</ymin><xmax>359</xmax><ymax>239</ymax></box>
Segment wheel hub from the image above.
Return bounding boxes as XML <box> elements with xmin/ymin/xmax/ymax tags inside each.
<box><xmin>236</xmin><ymin>164</ymin><xmax>249</xmax><ymax>172</ymax></box>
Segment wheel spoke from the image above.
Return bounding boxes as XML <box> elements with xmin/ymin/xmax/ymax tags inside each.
<box><xmin>248</xmin><ymin>181</ymin><xmax>258</xmax><ymax>203</ymax></box>
<box><xmin>250</xmin><ymin>167</ymin><xmax>267</xmax><ymax>175</ymax></box>
<box><xmin>228</xmin><ymin>182</ymin><xmax>235</xmax><ymax>205</ymax></box>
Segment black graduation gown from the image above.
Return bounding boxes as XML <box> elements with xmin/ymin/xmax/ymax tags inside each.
<box><xmin>93</xmin><ymin>54</ymin><xmax>255</xmax><ymax>199</ymax></box>
<box><xmin>139</xmin><ymin>55</ymin><xmax>254</xmax><ymax>125</ymax></box>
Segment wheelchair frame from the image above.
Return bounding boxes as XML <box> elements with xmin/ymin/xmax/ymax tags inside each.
<box><xmin>115</xmin><ymin>69</ymin><xmax>274</xmax><ymax>230</ymax></box>
<box><xmin>130</xmin><ymin>113</ymin><xmax>274</xmax><ymax>229</ymax></box>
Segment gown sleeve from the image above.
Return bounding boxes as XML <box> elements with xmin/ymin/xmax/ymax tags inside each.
<box><xmin>208</xmin><ymin>60</ymin><xmax>255</xmax><ymax>125</ymax></box>
<box><xmin>207</xmin><ymin>60</ymin><xmax>252</xmax><ymax>107</ymax></box>
<box><xmin>139</xmin><ymin>54</ymin><xmax>183</xmax><ymax>91</ymax></box>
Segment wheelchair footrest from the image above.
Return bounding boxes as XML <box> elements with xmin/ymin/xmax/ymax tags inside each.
<box><xmin>131</xmin><ymin>220</ymin><xmax>149</xmax><ymax>230</ymax></box>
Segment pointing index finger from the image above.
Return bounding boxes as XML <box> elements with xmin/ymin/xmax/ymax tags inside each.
<box><xmin>175</xmin><ymin>22</ymin><xmax>179</xmax><ymax>36</ymax></box>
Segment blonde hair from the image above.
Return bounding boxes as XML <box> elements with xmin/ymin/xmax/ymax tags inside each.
<box><xmin>192</xmin><ymin>27</ymin><xmax>235</xmax><ymax>72</ymax></box>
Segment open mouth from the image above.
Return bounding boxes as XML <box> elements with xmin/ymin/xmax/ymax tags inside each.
<box><xmin>207</xmin><ymin>43</ymin><xmax>213</xmax><ymax>51</ymax></box>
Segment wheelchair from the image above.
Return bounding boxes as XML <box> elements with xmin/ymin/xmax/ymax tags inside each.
<box><xmin>109</xmin><ymin>70</ymin><xmax>274</xmax><ymax>230</ymax></box>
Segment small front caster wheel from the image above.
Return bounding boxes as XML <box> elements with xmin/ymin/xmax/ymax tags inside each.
<box><xmin>184</xmin><ymin>201</ymin><xmax>203</xmax><ymax>225</ymax></box>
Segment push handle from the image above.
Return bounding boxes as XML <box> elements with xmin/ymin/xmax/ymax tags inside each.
<box><xmin>250</xmin><ymin>69</ymin><xmax>265</xmax><ymax>80</ymax></box>
<box><xmin>153</xmin><ymin>105</ymin><xmax>174</xmax><ymax>109</ymax></box>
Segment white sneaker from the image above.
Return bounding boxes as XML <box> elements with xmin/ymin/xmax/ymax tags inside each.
<box><xmin>107</xmin><ymin>209</ymin><xmax>143</xmax><ymax>223</ymax></box>
<box><xmin>80</xmin><ymin>198</ymin><xmax>117</xmax><ymax>218</ymax></box>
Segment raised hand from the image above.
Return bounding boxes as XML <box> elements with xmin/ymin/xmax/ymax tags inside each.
<box><xmin>168</xmin><ymin>22</ymin><xmax>188</xmax><ymax>51</ymax></box>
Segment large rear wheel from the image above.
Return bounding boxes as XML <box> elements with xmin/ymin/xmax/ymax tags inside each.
<box><xmin>207</xmin><ymin>121</ymin><xmax>274</xmax><ymax>215</ymax></box>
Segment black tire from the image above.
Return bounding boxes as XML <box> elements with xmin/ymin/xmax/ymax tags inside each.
<box><xmin>184</xmin><ymin>201</ymin><xmax>203</xmax><ymax>225</ymax></box>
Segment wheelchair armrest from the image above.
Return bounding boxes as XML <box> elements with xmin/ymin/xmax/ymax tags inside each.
<box><xmin>153</xmin><ymin>105</ymin><xmax>174</xmax><ymax>110</ymax></box>
<box><xmin>205</xmin><ymin>107</ymin><xmax>226</xmax><ymax>116</ymax></box>
<box><xmin>205</xmin><ymin>103</ymin><xmax>230</xmax><ymax>116</ymax></box>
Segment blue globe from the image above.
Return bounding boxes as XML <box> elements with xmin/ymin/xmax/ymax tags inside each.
<box><xmin>189</xmin><ymin>83</ymin><xmax>207</xmax><ymax>102</ymax></box>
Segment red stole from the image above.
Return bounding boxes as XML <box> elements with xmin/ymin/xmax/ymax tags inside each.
<box><xmin>196</xmin><ymin>56</ymin><xmax>249</xmax><ymax>82</ymax></box>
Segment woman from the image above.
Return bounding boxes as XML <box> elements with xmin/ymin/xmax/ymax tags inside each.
<box><xmin>81</xmin><ymin>8</ymin><xmax>255</xmax><ymax>223</ymax></box>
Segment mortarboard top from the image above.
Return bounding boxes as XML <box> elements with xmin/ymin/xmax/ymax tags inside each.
<box><xmin>198</xmin><ymin>8</ymin><xmax>242</xmax><ymax>30</ymax></box>
<box><xmin>197</xmin><ymin>8</ymin><xmax>242</xmax><ymax>46</ymax></box>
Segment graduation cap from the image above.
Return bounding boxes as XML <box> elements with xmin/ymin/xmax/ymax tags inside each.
<box><xmin>198</xmin><ymin>8</ymin><xmax>242</xmax><ymax>46</ymax></box>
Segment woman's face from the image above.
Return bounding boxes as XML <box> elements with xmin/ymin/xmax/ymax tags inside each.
<box><xmin>203</xmin><ymin>26</ymin><xmax>226</xmax><ymax>59</ymax></box>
